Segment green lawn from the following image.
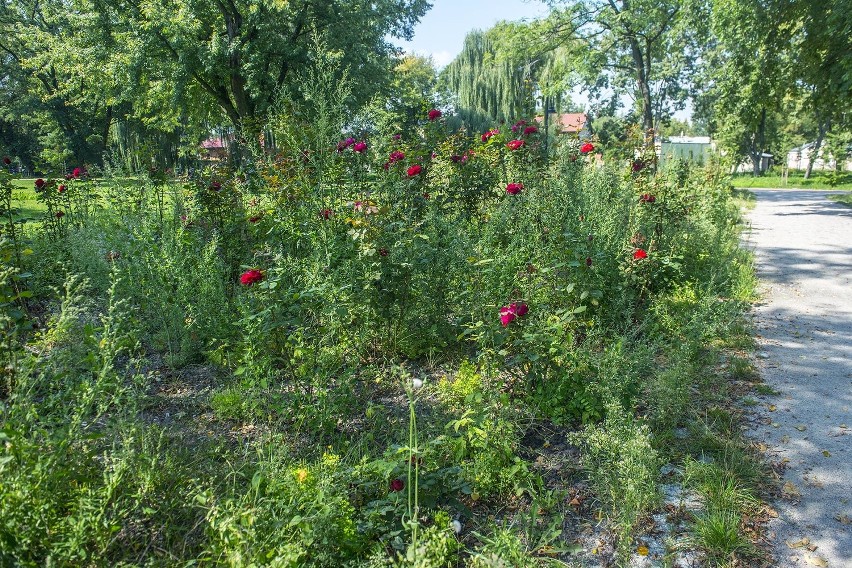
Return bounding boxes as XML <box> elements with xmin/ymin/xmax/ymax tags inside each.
<box><xmin>8</xmin><ymin>180</ymin><xmax>47</xmax><ymax>221</ymax></box>
<box><xmin>729</xmin><ymin>171</ymin><xmax>852</xmax><ymax>190</ymax></box>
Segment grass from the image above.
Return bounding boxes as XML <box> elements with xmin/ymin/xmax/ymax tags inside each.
<box><xmin>729</xmin><ymin>171</ymin><xmax>852</xmax><ymax>190</ymax></box>
<box><xmin>828</xmin><ymin>192</ymin><xmax>852</xmax><ymax>207</ymax></box>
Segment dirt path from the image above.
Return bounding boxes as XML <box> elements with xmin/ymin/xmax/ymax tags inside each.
<box><xmin>745</xmin><ymin>190</ymin><xmax>852</xmax><ymax>567</ymax></box>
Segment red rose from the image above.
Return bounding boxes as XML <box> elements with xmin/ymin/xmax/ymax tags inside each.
<box><xmin>450</xmin><ymin>154</ymin><xmax>462</xmax><ymax>163</ymax></box>
<box><xmin>505</xmin><ymin>182</ymin><xmax>524</xmax><ymax>195</ymax></box>
<box><xmin>428</xmin><ymin>109</ymin><xmax>442</xmax><ymax>121</ymax></box>
<box><xmin>499</xmin><ymin>305</ymin><xmax>516</xmax><ymax>326</ymax></box>
<box><xmin>633</xmin><ymin>249</ymin><xmax>648</xmax><ymax>260</ymax></box>
<box><xmin>514</xmin><ymin>303</ymin><xmax>528</xmax><ymax>317</ymax></box>
<box><xmin>580</xmin><ymin>142</ymin><xmax>595</xmax><ymax>154</ymax></box>
<box><xmin>353</xmin><ymin>141</ymin><xmax>367</xmax><ymax>153</ymax></box>
<box><xmin>249</xmin><ymin>215</ymin><xmax>261</xmax><ymax>223</ymax></box>
<box><xmin>506</xmin><ymin>139</ymin><xmax>525</xmax><ymax>150</ymax></box>
<box><xmin>390</xmin><ymin>478</ymin><xmax>404</xmax><ymax>492</ymax></box>
<box><xmin>337</xmin><ymin>137</ymin><xmax>355</xmax><ymax>152</ymax></box>
<box><xmin>523</xmin><ymin>126</ymin><xmax>538</xmax><ymax>135</ymax></box>
<box><xmin>388</xmin><ymin>150</ymin><xmax>405</xmax><ymax>163</ymax></box>
<box><xmin>72</xmin><ymin>167</ymin><xmax>82</xmax><ymax>178</ymax></box>
<box><xmin>2</xmin><ymin>156</ymin><xmax>10</xmax><ymax>165</ymax></box>
<box><xmin>481</xmin><ymin>129</ymin><xmax>498</xmax><ymax>142</ymax></box>
<box><xmin>34</xmin><ymin>178</ymin><xmax>45</xmax><ymax>189</ymax></box>
<box><xmin>407</xmin><ymin>164</ymin><xmax>422</xmax><ymax>177</ymax></box>
<box><xmin>240</xmin><ymin>269</ymin><xmax>264</xmax><ymax>286</ymax></box>
<box><xmin>55</xmin><ymin>211</ymin><xmax>64</xmax><ymax>218</ymax></box>
<box><xmin>320</xmin><ymin>209</ymin><xmax>333</xmax><ymax>219</ymax></box>
<box><xmin>639</xmin><ymin>194</ymin><xmax>656</xmax><ymax>203</ymax></box>
<box><xmin>58</xmin><ymin>184</ymin><xmax>66</xmax><ymax>193</ymax></box>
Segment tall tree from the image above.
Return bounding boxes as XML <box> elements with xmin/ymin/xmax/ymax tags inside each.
<box><xmin>703</xmin><ymin>0</ymin><xmax>793</xmax><ymax>175</ymax></box>
<box><xmin>543</xmin><ymin>0</ymin><xmax>708</xmax><ymax>144</ymax></box>
<box><xmin>96</xmin><ymin>0</ymin><xmax>431</xmax><ymax>143</ymax></box>
<box><xmin>442</xmin><ymin>29</ymin><xmax>537</xmax><ymax>131</ymax></box>
<box><xmin>792</xmin><ymin>0</ymin><xmax>852</xmax><ymax>178</ymax></box>
<box><xmin>0</xmin><ymin>0</ymin><xmax>116</xmax><ymax>168</ymax></box>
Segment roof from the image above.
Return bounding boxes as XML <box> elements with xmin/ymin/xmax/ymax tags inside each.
<box><xmin>201</xmin><ymin>137</ymin><xmax>227</xmax><ymax>149</ymax></box>
<box><xmin>535</xmin><ymin>113</ymin><xmax>588</xmax><ymax>134</ymax></box>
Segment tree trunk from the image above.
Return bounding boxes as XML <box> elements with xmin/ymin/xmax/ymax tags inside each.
<box><xmin>629</xmin><ymin>37</ymin><xmax>655</xmax><ymax>147</ymax></box>
<box><xmin>804</xmin><ymin>119</ymin><xmax>828</xmax><ymax>180</ymax></box>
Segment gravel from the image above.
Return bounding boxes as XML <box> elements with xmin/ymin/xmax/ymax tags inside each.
<box><xmin>745</xmin><ymin>190</ymin><xmax>852</xmax><ymax>567</ymax></box>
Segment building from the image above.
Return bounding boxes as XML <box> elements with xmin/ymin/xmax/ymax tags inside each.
<box><xmin>658</xmin><ymin>135</ymin><xmax>714</xmax><ymax>167</ymax></box>
<box><xmin>200</xmin><ymin>137</ymin><xmax>228</xmax><ymax>161</ymax></box>
<box><xmin>787</xmin><ymin>142</ymin><xmax>852</xmax><ymax>172</ymax></box>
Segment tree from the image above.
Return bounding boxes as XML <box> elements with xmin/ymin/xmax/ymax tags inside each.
<box><xmin>0</xmin><ymin>0</ymin><xmax>116</xmax><ymax>169</ymax></box>
<box><xmin>96</xmin><ymin>0</ymin><xmax>431</xmax><ymax>145</ymax></box>
<box><xmin>700</xmin><ymin>0</ymin><xmax>793</xmax><ymax>175</ymax></box>
<box><xmin>543</xmin><ymin>0</ymin><xmax>708</xmax><ymax>144</ymax></box>
<box><xmin>791</xmin><ymin>0</ymin><xmax>852</xmax><ymax>178</ymax></box>
<box><xmin>442</xmin><ymin>29</ymin><xmax>537</xmax><ymax>131</ymax></box>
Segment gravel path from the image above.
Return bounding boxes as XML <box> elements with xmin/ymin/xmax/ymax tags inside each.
<box><xmin>745</xmin><ymin>190</ymin><xmax>852</xmax><ymax>567</ymax></box>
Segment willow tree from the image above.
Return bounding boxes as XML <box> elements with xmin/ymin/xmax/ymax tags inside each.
<box><xmin>442</xmin><ymin>30</ymin><xmax>538</xmax><ymax>131</ymax></box>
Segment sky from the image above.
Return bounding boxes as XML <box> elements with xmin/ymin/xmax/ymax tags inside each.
<box><xmin>396</xmin><ymin>0</ymin><xmax>549</xmax><ymax>68</ymax></box>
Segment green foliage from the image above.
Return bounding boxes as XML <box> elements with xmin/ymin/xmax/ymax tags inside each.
<box><xmin>0</xmin><ymin>59</ymin><xmax>761</xmax><ymax>565</ymax></box>
<box><xmin>576</xmin><ymin>403</ymin><xmax>661</xmax><ymax>556</ymax></box>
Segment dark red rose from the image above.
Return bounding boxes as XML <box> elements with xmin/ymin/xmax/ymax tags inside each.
<box><xmin>390</xmin><ymin>478</ymin><xmax>404</xmax><ymax>492</ymax></box>
<box><xmin>210</xmin><ymin>181</ymin><xmax>221</xmax><ymax>191</ymax></box>
<box><xmin>523</xmin><ymin>126</ymin><xmax>538</xmax><ymax>135</ymax></box>
<box><xmin>58</xmin><ymin>184</ymin><xmax>66</xmax><ymax>193</ymax></box>
<box><xmin>35</xmin><ymin>178</ymin><xmax>45</xmax><ymax>189</ymax></box>
<box><xmin>428</xmin><ymin>109</ymin><xmax>442</xmax><ymax>121</ymax></box>
<box><xmin>2</xmin><ymin>156</ymin><xmax>10</xmax><ymax>165</ymax></box>
<box><xmin>505</xmin><ymin>182</ymin><xmax>524</xmax><ymax>195</ymax></box>
<box><xmin>407</xmin><ymin>164</ymin><xmax>422</xmax><ymax>177</ymax></box>
<box><xmin>55</xmin><ymin>210</ymin><xmax>64</xmax><ymax>218</ymax></box>
<box><xmin>320</xmin><ymin>209</ymin><xmax>333</xmax><ymax>219</ymax></box>
<box><xmin>240</xmin><ymin>269</ymin><xmax>264</xmax><ymax>286</ymax></box>
<box><xmin>249</xmin><ymin>215</ymin><xmax>261</xmax><ymax>223</ymax></box>
<box><xmin>586</xmin><ymin>257</ymin><xmax>593</xmax><ymax>267</ymax></box>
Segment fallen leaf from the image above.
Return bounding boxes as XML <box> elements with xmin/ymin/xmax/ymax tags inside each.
<box><xmin>805</xmin><ymin>555</ymin><xmax>828</xmax><ymax>567</ymax></box>
<box><xmin>822</xmin><ymin>450</ymin><xmax>831</xmax><ymax>458</ymax></box>
<box><xmin>781</xmin><ymin>435</ymin><xmax>791</xmax><ymax>443</ymax></box>
<box><xmin>807</xmin><ymin>545</ymin><xmax>818</xmax><ymax>552</ymax></box>
<box><xmin>758</xmin><ymin>443</ymin><xmax>768</xmax><ymax>452</ymax></box>
<box><xmin>783</xmin><ymin>481</ymin><xmax>801</xmax><ymax>498</ymax></box>
<box><xmin>772</xmin><ymin>422</ymin><xmax>781</xmax><ymax>428</ymax></box>
<box><xmin>787</xmin><ymin>537</ymin><xmax>810</xmax><ymax>549</ymax></box>
<box><xmin>840</xmin><ymin>424</ymin><xmax>847</xmax><ymax>429</ymax></box>
<box><xmin>795</xmin><ymin>424</ymin><xmax>808</xmax><ymax>431</ymax></box>
<box><xmin>834</xmin><ymin>514</ymin><xmax>851</xmax><ymax>525</ymax></box>
<box><xmin>637</xmin><ymin>545</ymin><xmax>649</xmax><ymax>556</ymax></box>
<box><xmin>569</xmin><ymin>496</ymin><xmax>581</xmax><ymax>506</ymax></box>
<box><xmin>768</xmin><ymin>404</ymin><xmax>777</xmax><ymax>411</ymax></box>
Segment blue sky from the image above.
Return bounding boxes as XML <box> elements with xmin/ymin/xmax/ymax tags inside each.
<box><xmin>397</xmin><ymin>0</ymin><xmax>549</xmax><ymax>67</ymax></box>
